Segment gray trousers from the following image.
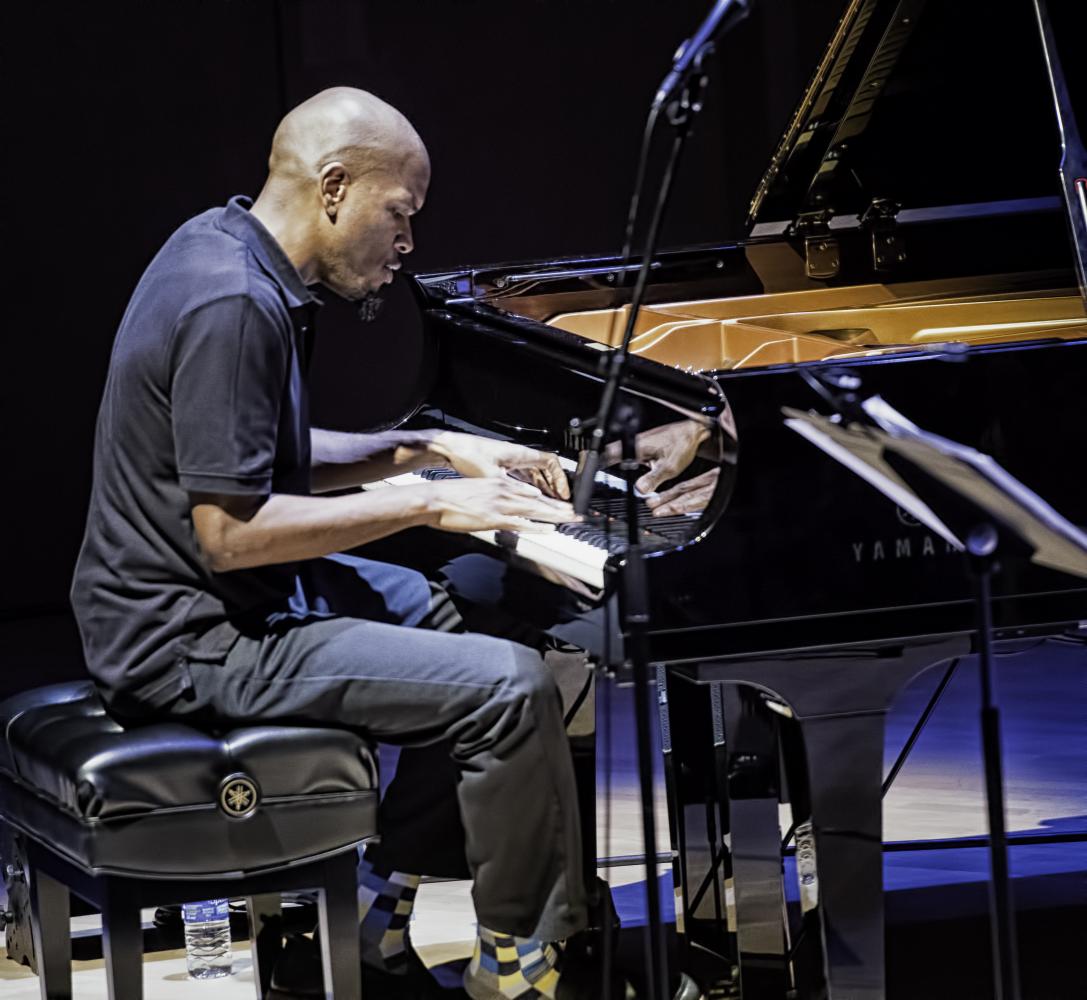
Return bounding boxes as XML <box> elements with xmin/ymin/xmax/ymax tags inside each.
<box><xmin>167</xmin><ymin>555</ymin><xmax>587</xmax><ymax>941</ymax></box>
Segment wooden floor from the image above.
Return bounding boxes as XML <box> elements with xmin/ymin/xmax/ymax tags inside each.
<box><xmin>1</xmin><ymin>636</ymin><xmax>1083</xmax><ymax>997</ymax></box>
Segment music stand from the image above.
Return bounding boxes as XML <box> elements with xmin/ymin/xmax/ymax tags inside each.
<box><xmin>783</xmin><ymin>395</ymin><xmax>1087</xmax><ymax>1000</ymax></box>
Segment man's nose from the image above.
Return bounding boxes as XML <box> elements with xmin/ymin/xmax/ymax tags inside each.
<box><xmin>395</xmin><ymin>220</ymin><xmax>414</xmax><ymax>255</ymax></box>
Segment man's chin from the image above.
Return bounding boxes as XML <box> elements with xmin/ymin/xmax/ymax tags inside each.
<box><xmin>347</xmin><ymin>281</ymin><xmax>380</xmax><ymax>302</ymax></box>
<box><xmin>318</xmin><ymin>273</ymin><xmax>380</xmax><ymax>302</ymax></box>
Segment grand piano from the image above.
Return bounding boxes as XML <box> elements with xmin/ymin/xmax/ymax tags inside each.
<box><xmin>376</xmin><ymin>1</ymin><xmax>1087</xmax><ymax>996</ymax></box>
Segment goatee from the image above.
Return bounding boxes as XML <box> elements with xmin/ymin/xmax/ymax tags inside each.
<box><xmin>356</xmin><ymin>292</ymin><xmax>384</xmax><ymax>323</ymax></box>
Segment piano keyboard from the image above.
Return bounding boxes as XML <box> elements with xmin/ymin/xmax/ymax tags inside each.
<box><xmin>363</xmin><ymin>463</ymin><xmax>698</xmax><ymax>590</ymax></box>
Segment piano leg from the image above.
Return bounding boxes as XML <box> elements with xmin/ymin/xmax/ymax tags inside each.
<box><xmin>677</xmin><ymin>634</ymin><xmax>970</xmax><ymax>1000</ymax></box>
<box><xmin>721</xmin><ymin>684</ymin><xmax>790</xmax><ymax>999</ymax></box>
<box><xmin>660</xmin><ymin>671</ymin><xmax>737</xmax><ymax>985</ymax></box>
<box><xmin>794</xmin><ymin>710</ymin><xmax>887</xmax><ymax>1000</ymax></box>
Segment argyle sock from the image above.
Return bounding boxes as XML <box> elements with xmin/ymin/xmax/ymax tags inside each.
<box><xmin>463</xmin><ymin>925</ymin><xmax>562</xmax><ymax>999</ymax></box>
<box><xmin>357</xmin><ymin>851</ymin><xmax>421</xmax><ymax>974</ymax></box>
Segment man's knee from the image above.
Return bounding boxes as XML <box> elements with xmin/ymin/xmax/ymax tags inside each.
<box><xmin>494</xmin><ymin>641</ymin><xmax>562</xmax><ymax>715</ymax></box>
<box><xmin>436</xmin><ymin>634</ymin><xmax>563</xmax><ymax>746</ymax></box>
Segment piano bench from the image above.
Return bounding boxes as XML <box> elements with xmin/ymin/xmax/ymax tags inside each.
<box><xmin>0</xmin><ymin>681</ymin><xmax>377</xmax><ymax>999</ymax></box>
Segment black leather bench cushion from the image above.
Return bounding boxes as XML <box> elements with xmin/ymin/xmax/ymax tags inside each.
<box><xmin>0</xmin><ymin>682</ymin><xmax>379</xmax><ymax>877</ymax></box>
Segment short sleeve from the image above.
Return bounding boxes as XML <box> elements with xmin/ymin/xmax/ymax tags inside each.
<box><xmin>170</xmin><ymin>294</ymin><xmax>291</xmax><ymax>495</ymax></box>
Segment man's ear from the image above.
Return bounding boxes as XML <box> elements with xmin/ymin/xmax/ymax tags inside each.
<box><xmin>319</xmin><ymin>162</ymin><xmax>349</xmax><ymax>221</ymax></box>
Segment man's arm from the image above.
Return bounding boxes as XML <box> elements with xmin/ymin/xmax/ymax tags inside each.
<box><xmin>310</xmin><ymin>428</ymin><xmax>570</xmax><ymax>498</ymax></box>
<box><xmin>191</xmin><ymin>476</ymin><xmax>575</xmax><ymax>573</ymax></box>
<box><xmin>309</xmin><ymin>427</ymin><xmax>445</xmax><ymax>492</ymax></box>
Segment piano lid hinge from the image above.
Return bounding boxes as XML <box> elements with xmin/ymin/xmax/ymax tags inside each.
<box><xmin>861</xmin><ymin>197</ymin><xmax>905</xmax><ymax>273</ymax></box>
<box><xmin>793</xmin><ymin>212</ymin><xmax>840</xmax><ymax>280</ymax></box>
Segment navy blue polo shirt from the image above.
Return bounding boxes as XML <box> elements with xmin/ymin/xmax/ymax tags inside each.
<box><xmin>72</xmin><ymin>196</ymin><xmax>320</xmax><ymax>710</ymax></box>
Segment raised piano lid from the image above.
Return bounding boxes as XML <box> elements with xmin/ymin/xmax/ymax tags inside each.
<box><xmin>531</xmin><ymin>0</ymin><xmax>1087</xmax><ymax>371</ymax></box>
<box><xmin>1034</xmin><ymin>0</ymin><xmax>1087</xmax><ymax>301</ymax></box>
<box><xmin>420</xmin><ymin>0</ymin><xmax>1085</xmax><ymax>318</ymax></box>
<box><xmin>746</xmin><ymin>0</ymin><xmax>1085</xmax><ymax>254</ymax></box>
<box><xmin>412</xmin><ymin>1</ymin><xmax>1087</xmax><ymax>383</ymax></box>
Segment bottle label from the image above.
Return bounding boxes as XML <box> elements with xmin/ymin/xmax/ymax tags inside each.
<box><xmin>183</xmin><ymin>899</ymin><xmax>230</xmax><ymax>924</ymax></box>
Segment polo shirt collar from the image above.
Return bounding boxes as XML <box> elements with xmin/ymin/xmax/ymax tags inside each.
<box><xmin>218</xmin><ymin>195</ymin><xmax>320</xmax><ymax>308</ymax></box>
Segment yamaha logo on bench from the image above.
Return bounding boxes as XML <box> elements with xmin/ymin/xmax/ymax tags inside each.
<box><xmin>218</xmin><ymin>774</ymin><xmax>260</xmax><ymax>819</ymax></box>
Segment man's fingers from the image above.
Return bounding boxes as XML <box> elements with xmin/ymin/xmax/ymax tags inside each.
<box><xmin>636</xmin><ymin>459</ymin><xmax>683</xmax><ymax>496</ymax></box>
<box><xmin>636</xmin><ymin>469</ymin><xmax>664</xmax><ymax>495</ymax></box>
<box><xmin>520</xmin><ymin>496</ymin><xmax>578</xmax><ymax>523</ymax></box>
<box><xmin>646</xmin><ymin>473</ymin><xmax>713</xmax><ymax>513</ymax></box>
<box><xmin>646</xmin><ymin>487</ymin><xmax>679</xmax><ymax>512</ymax></box>
<box><xmin>650</xmin><ymin>482</ymin><xmax>715</xmax><ymax>516</ymax></box>
<box><xmin>503</xmin><ymin>476</ymin><xmax>543</xmax><ymax>497</ymax></box>
<box><xmin>468</xmin><ymin>459</ymin><xmax>508</xmax><ymax>480</ymax></box>
<box><xmin>646</xmin><ymin>469</ymin><xmax>718</xmax><ymax>505</ymax></box>
<box><xmin>545</xmin><ymin>459</ymin><xmax>571</xmax><ymax>500</ymax></box>
<box><xmin>652</xmin><ymin>493</ymin><xmax>704</xmax><ymax>516</ymax></box>
<box><xmin>513</xmin><ymin>452</ymin><xmax>571</xmax><ymax>500</ymax></box>
<box><xmin>500</xmin><ymin>517</ymin><xmax>557</xmax><ymax>534</ymax></box>
<box><xmin>436</xmin><ymin>475</ymin><xmax>577</xmax><ymax>532</ymax></box>
<box><xmin>496</xmin><ymin>505</ymin><xmax>572</xmax><ymax>526</ymax></box>
<box><xmin>522</xmin><ymin>499</ymin><xmax>577</xmax><ymax>523</ymax></box>
<box><xmin>532</xmin><ymin>462</ymin><xmax>570</xmax><ymax>500</ymax></box>
<box><xmin>509</xmin><ymin>468</ymin><xmax>548</xmax><ymax>493</ymax></box>
<box><xmin>646</xmin><ymin>478</ymin><xmax>694</xmax><ymax>506</ymax></box>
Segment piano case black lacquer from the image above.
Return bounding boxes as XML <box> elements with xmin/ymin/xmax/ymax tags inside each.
<box><xmin>379</xmin><ymin>2</ymin><xmax>1087</xmax><ymax>997</ymax></box>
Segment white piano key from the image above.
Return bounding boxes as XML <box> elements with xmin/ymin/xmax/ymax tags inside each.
<box><xmin>360</xmin><ymin>472</ymin><xmax>608</xmax><ymax>589</ymax></box>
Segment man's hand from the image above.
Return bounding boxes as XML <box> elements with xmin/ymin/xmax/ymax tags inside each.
<box><xmin>601</xmin><ymin>419</ymin><xmax>710</xmax><ymax>495</ymax></box>
<box><xmin>645</xmin><ymin>469</ymin><xmax>719</xmax><ymax>517</ymax></box>
<box><xmin>430</xmin><ymin>431</ymin><xmax>570</xmax><ymax>500</ymax></box>
<box><xmin>427</xmin><ymin>476</ymin><xmax>576</xmax><ymax>534</ymax></box>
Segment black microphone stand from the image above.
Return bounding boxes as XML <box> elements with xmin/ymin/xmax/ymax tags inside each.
<box><xmin>965</xmin><ymin>523</ymin><xmax>1021</xmax><ymax>1000</ymax></box>
<box><xmin>571</xmin><ymin>4</ymin><xmax>749</xmax><ymax>997</ymax></box>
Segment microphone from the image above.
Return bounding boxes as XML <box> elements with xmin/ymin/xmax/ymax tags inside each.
<box><xmin>655</xmin><ymin>0</ymin><xmax>750</xmax><ymax>108</ymax></box>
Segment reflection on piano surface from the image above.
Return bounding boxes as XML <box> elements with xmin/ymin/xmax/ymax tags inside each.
<box><xmin>369</xmin><ymin>0</ymin><xmax>1087</xmax><ymax>996</ymax></box>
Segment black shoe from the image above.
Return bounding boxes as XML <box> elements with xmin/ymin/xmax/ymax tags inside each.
<box><xmin>268</xmin><ymin>929</ymin><xmax>461</xmax><ymax>998</ymax></box>
<box><xmin>363</xmin><ymin>938</ymin><xmax>463</xmax><ymax>998</ymax></box>
<box><xmin>268</xmin><ymin>932</ymin><xmax>323</xmax><ymax>998</ymax></box>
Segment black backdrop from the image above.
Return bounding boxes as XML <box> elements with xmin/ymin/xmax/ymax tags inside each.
<box><xmin>3</xmin><ymin>0</ymin><xmax>842</xmax><ymax>691</ymax></box>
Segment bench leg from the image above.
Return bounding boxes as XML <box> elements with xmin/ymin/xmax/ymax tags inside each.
<box><xmin>28</xmin><ymin>865</ymin><xmax>71</xmax><ymax>1000</ymax></box>
<box><xmin>247</xmin><ymin>893</ymin><xmax>283</xmax><ymax>999</ymax></box>
<box><xmin>316</xmin><ymin>851</ymin><xmax>361</xmax><ymax>1000</ymax></box>
<box><xmin>100</xmin><ymin>882</ymin><xmax>143</xmax><ymax>1000</ymax></box>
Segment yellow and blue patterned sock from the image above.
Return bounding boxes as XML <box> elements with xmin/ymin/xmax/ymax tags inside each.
<box><xmin>357</xmin><ymin>852</ymin><xmax>421</xmax><ymax>974</ymax></box>
<box><xmin>464</xmin><ymin>925</ymin><xmax>562</xmax><ymax>999</ymax></box>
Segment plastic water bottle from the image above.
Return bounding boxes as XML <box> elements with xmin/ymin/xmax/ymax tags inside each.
<box><xmin>794</xmin><ymin>821</ymin><xmax>819</xmax><ymax>915</ymax></box>
<box><xmin>182</xmin><ymin>898</ymin><xmax>232</xmax><ymax>979</ymax></box>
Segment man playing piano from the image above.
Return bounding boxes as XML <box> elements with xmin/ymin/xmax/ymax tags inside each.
<box><xmin>72</xmin><ymin>86</ymin><xmax>592</xmax><ymax>999</ymax></box>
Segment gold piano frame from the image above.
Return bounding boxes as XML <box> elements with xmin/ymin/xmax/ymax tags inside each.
<box><xmin>544</xmin><ymin>272</ymin><xmax>1087</xmax><ymax>371</ymax></box>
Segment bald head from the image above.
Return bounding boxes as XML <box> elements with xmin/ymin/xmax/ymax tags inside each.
<box><xmin>269</xmin><ymin>87</ymin><xmax>428</xmax><ymax>184</ymax></box>
<box><xmin>252</xmin><ymin>87</ymin><xmax>430</xmax><ymax>302</ymax></box>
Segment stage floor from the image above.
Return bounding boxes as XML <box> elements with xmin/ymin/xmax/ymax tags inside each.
<box><xmin>1</xmin><ymin>637</ymin><xmax>1083</xmax><ymax>997</ymax></box>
